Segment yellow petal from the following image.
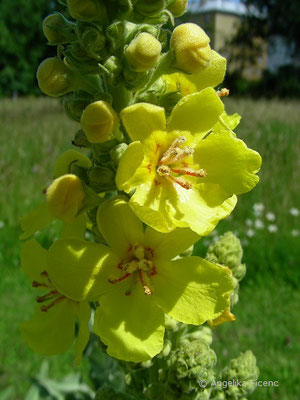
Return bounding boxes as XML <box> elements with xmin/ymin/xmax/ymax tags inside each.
<box><xmin>97</xmin><ymin>196</ymin><xmax>144</xmax><ymax>259</ymax></box>
<box><xmin>20</xmin><ymin>300</ymin><xmax>77</xmax><ymax>356</ymax></box>
<box><xmin>167</xmin><ymin>88</ymin><xmax>224</xmax><ymax>134</ymax></box>
<box><xmin>121</xmin><ymin>103</ymin><xmax>166</xmax><ymax>142</ymax></box>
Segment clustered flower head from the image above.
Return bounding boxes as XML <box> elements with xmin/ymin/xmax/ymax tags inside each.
<box><xmin>20</xmin><ymin>0</ymin><xmax>262</xmax><ymax>368</ymax></box>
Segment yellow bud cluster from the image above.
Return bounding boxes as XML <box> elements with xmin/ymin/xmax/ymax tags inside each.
<box><xmin>171</xmin><ymin>23</ymin><xmax>211</xmax><ymax>74</ymax></box>
<box><xmin>46</xmin><ymin>174</ymin><xmax>85</xmax><ymax>222</ymax></box>
<box><xmin>80</xmin><ymin>100</ymin><xmax>119</xmax><ymax>143</ymax></box>
<box><xmin>125</xmin><ymin>32</ymin><xmax>162</xmax><ymax>72</ymax></box>
<box><xmin>36</xmin><ymin>58</ymin><xmax>75</xmax><ymax>97</ymax></box>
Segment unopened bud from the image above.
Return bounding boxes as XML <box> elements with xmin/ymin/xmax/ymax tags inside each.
<box><xmin>80</xmin><ymin>101</ymin><xmax>118</xmax><ymax>143</ymax></box>
<box><xmin>171</xmin><ymin>23</ymin><xmax>211</xmax><ymax>73</ymax></box>
<box><xmin>42</xmin><ymin>13</ymin><xmax>76</xmax><ymax>45</ymax></box>
<box><xmin>110</xmin><ymin>143</ymin><xmax>128</xmax><ymax>167</ymax></box>
<box><xmin>46</xmin><ymin>174</ymin><xmax>85</xmax><ymax>222</ymax></box>
<box><xmin>54</xmin><ymin>150</ymin><xmax>92</xmax><ymax>178</ymax></box>
<box><xmin>88</xmin><ymin>166</ymin><xmax>116</xmax><ymax>192</ymax></box>
<box><xmin>72</xmin><ymin>129</ymin><xmax>91</xmax><ymax>148</ymax></box>
<box><xmin>167</xmin><ymin>0</ymin><xmax>188</xmax><ymax>17</ymax></box>
<box><xmin>78</xmin><ymin>24</ymin><xmax>107</xmax><ymax>60</ymax></box>
<box><xmin>125</xmin><ymin>32</ymin><xmax>162</xmax><ymax>72</ymax></box>
<box><xmin>133</xmin><ymin>0</ymin><xmax>165</xmax><ymax>17</ymax></box>
<box><xmin>67</xmin><ymin>0</ymin><xmax>107</xmax><ymax>23</ymax></box>
<box><xmin>36</xmin><ymin>58</ymin><xmax>76</xmax><ymax>97</ymax></box>
<box><xmin>64</xmin><ymin>95</ymin><xmax>91</xmax><ymax>122</ymax></box>
<box><xmin>104</xmin><ymin>56</ymin><xmax>122</xmax><ymax>84</ymax></box>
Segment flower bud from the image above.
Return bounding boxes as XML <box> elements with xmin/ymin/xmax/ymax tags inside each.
<box><xmin>67</xmin><ymin>0</ymin><xmax>107</xmax><ymax>23</ymax></box>
<box><xmin>133</xmin><ymin>0</ymin><xmax>165</xmax><ymax>17</ymax></box>
<box><xmin>125</xmin><ymin>32</ymin><xmax>162</xmax><ymax>72</ymax></box>
<box><xmin>110</xmin><ymin>143</ymin><xmax>128</xmax><ymax>167</ymax></box>
<box><xmin>72</xmin><ymin>129</ymin><xmax>91</xmax><ymax>148</ymax></box>
<box><xmin>87</xmin><ymin>166</ymin><xmax>116</xmax><ymax>192</ymax></box>
<box><xmin>221</xmin><ymin>351</ymin><xmax>259</xmax><ymax>399</ymax></box>
<box><xmin>170</xmin><ymin>23</ymin><xmax>211</xmax><ymax>73</ymax></box>
<box><xmin>77</xmin><ymin>23</ymin><xmax>107</xmax><ymax>60</ymax></box>
<box><xmin>167</xmin><ymin>0</ymin><xmax>188</xmax><ymax>17</ymax></box>
<box><xmin>167</xmin><ymin>339</ymin><xmax>216</xmax><ymax>394</ymax></box>
<box><xmin>37</xmin><ymin>58</ymin><xmax>76</xmax><ymax>97</ymax></box>
<box><xmin>54</xmin><ymin>150</ymin><xmax>92</xmax><ymax>178</ymax></box>
<box><xmin>42</xmin><ymin>13</ymin><xmax>76</xmax><ymax>45</ymax></box>
<box><xmin>206</xmin><ymin>232</ymin><xmax>246</xmax><ymax>281</ymax></box>
<box><xmin>80</xmin><ymin>101</ymin><xmax>119</xmax><ymax>143</ymax></box>
<box><xmin>46</xmin><ymin>174</ymin><xmax>85</xmax><ymax>222</ymax></box>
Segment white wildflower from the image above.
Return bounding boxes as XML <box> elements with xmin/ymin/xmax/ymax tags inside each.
<box><xmin>266</xmin><ymin>212</ymin><xmax>276</xmax><ymax>221</ymax></box>
<box><xmin>253</xmin><ymin>202</ymin><xmax>264</xmax><ymax>216</ymax></box>
<box><xmin>268</xmin><ymin>224</ymin><xmax>278</xmax><ymax>233</ymax></box>
<box><xmin>246</xmin><ymin>219</ymin><xmax>253</xmax><ymax>226</ymax></box>
<box><xmin>246</xmin><ymin>228</ymin><xmax>255</xmax><ymax>238</ymax></box>
<box><xmin>0</xmin><ymin>221</ymin><xmax>4</xmax><ymax>229</ymax></box>
<box><xmin>291</xmin><ymin>229</ymin><xmax>299</xmax><ymax>237</ymax></box>
<box><xmin>290</xmin><ymin>208</ymin><xmax>300</xmax><ymax>217</ymax></box>
<box><xmin>254</xmin><ymin>219</ymin><xmax>264</xmax><ymax>229</ymax></box>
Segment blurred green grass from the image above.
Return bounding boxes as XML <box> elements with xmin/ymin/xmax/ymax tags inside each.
<box><xmin>0</xmin><ymin>97</ymin><xmax>299</xmax><ymax>399</ymax></box>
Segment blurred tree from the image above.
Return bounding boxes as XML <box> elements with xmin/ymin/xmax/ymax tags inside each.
<box><xmin>0</xmin><ymin>0</ymin><xmax>60</xmax><ymax>96</ymax></box>
<box><xmin>242</xmin><ymin>0</ymin><xmax>300</xmax><ymax>52</ymax></box>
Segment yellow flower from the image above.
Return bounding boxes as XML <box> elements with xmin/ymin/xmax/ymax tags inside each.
<box><xmin>20</xmin><ymin>237</ymin><xmax>92</xmax><ymax>364</ymax></box>
<box><xmin>116</xmin><ymin>88</ymin><xmax>262</xmax><ymax>235</ymax></box>
<box><xmin>170</xmin><ymin>23</ymin><xmax>211</xmax><ymax>73</ymax></box>
<box><xmin>80</xmin><ymin>100</ymin><xmax>119</xmax><ymax>143</ymax></box>
<box><xmin>125</xmin><ymin>33</ymin><xmax>162</xmax><ymax>72</ymax></box>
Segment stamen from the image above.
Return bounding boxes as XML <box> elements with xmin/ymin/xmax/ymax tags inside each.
<box><xmin>171</xmin><ymin>167</ymin><xmax>207</xmax><ymax>177</ymax></box>
<box><xmin>167</xmin><ymin>175</ymin><xmax>192</xmax><ymax>190</ymax></box>
<box><xmin>40</xmin><ymin>295</ymin><xmax>65</xmax><ymax>312</ymax></box>
<box><xmin>138</xmin><ymin>271</ymin><xmax>152</xmax><ymax>296</ymax></box>
<box><xmin>36</xmin><ymin>290</ymin><xmax>58</xmax><ymax>303</ymax></box>
<box><xmin>217</xmin><ymin>88</ymin><xmax>230</xmax><ymax>97</ymax></box>
<box><xmin>133</xmin><ymin>243</ymin><xmax>145</xmax><ymax>260</ymax></box>
<box><xmin>171</xmin><ymin>146</ymin><xmax>194</xmax><ymax>163</ymax></box>
<box><xmin>159</xmin><ymin>147</ymin><xmax>182</xmax><ymax>165</ymax></box>
<box><xmin>108</xmin><ymin>272</ymin><xmax>131</xmax><ymax>284</ymax></box>
<box><xmin>159</xmin><ymin>136</ymin><xmax>187</xmax><ymax>165</ymax></box>
<box><xmin>157</xmin><ymin>165</ymin><xmax>170</xmax><ymax>176</ymax></box>
<box><xmin>32</xmin><ymin>281</ymin><xmax>49</xmax><ymax>288</ymax></box>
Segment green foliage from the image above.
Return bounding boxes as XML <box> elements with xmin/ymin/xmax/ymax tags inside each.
<box><xmin>0</xmin><ymin>0</ymin><xmax>60</xmax><ymax>96</ymax></box>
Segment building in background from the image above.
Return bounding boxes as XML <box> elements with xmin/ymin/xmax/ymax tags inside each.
<box><xmin>185</xmin><ymin>0</ymin><xmax>272</xmax><ymax>80</ymax></box>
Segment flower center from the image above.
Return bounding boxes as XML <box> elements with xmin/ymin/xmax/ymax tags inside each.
<box><xmin>108</xmin><ymin>243</ymin><xmax>156</xmax><ymax>296</ymax></box>
<box><xmin>32</xmin><ymin>271</ymin><xmax>66</xmax><ymax>312</ymax></box>
<box><xmin>156</xmin><ymin>135</ymin><xmax>206</xmax><ymax>189</ymax></box>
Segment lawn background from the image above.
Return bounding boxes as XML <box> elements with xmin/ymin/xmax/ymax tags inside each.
<box><xmin>0</xmin><ymin>97</ymin><xmax>299</xmax><ymax>399</ymax></box>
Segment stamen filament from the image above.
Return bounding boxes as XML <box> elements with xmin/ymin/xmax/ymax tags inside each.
<box><xmin>109</xmin><ymin>272</ymin><xmax>131</xmax><ymax>284</ymax></box>
<box><xmin>138</xmin><ymin>270</ymin><xmax>152</xmax><ymax>295</ymax></box>
<box><xmin>167</xmin><ymin>175</ymin><xmax>192</xmax><ymax>189</ymax></box>
<box><xmin>32</xmin><ymin>281</ymin><xmax>49</xmax><ymax>288</ymax></box>
<box><xmin>40</xmin><ymin>295</ymin><xmax>65</xmax><ymax>312</ymax></box>
<box><xmin>36</xmin><ymin>290</ymin><xmax>58</xmax><ymax>303</ymax></box>
<box><xmin>171</xmin><ymin>167</ymin><xmax>207</xmax><ymax>177</ymax></box>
